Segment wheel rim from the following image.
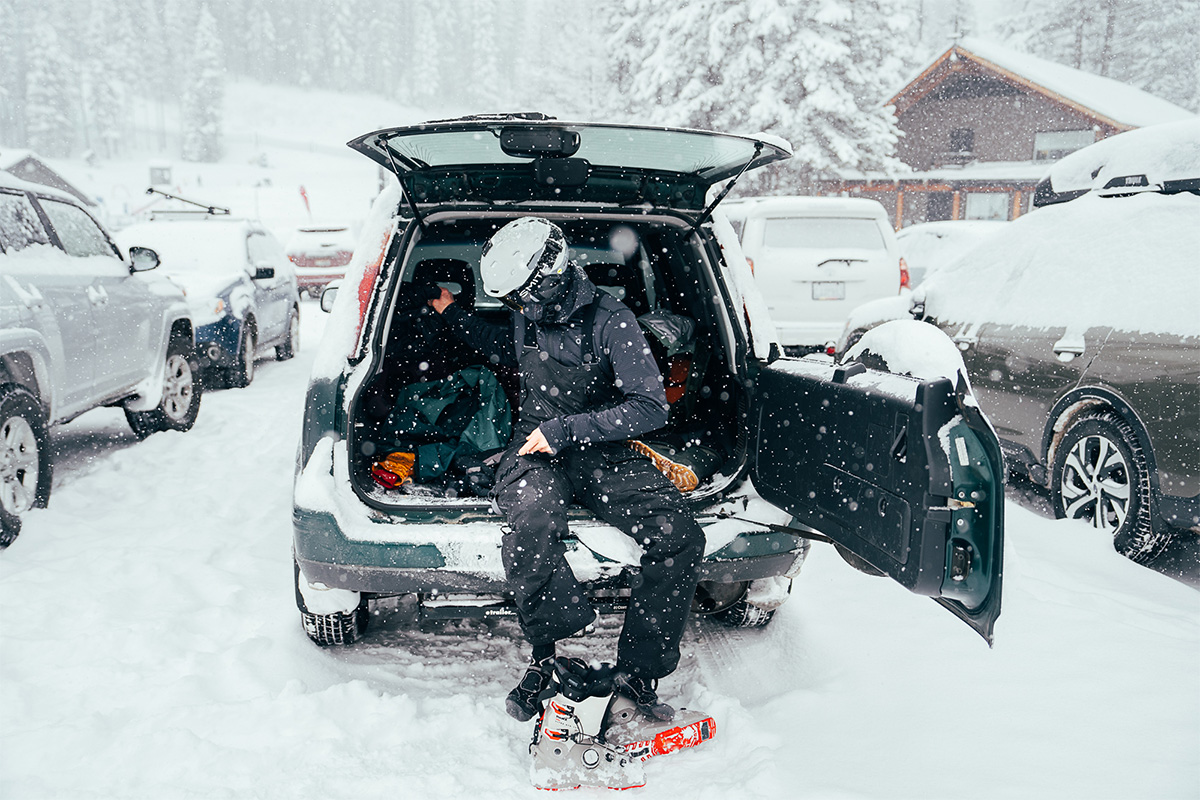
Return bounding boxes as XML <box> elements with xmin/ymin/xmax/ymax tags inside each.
<box><xmin>0</xmin><ymin>414</ymin><xmax>39</xmax><ymax>515</ymax></box>
<box><xmin>1060</xmin><ymin>433</ymin><xmax>1132</xmax><ymax>534</ymax></box>
<box><xmin>161</xmin><ymin>354</ymin><xmax>195</xmax><ymax>422</ymax></box>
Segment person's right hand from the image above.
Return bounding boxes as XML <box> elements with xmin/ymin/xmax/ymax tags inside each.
<box><xmin>430</xmin><ymin>287</ymin><xmax>455</xmax><ymax>314</ymax></box>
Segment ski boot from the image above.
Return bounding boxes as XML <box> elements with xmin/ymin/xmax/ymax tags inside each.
<box><xmin>613</xmin><ymin>672</ymin><xmax>674</xmax><ymax>721</ymax></box>
<box><xmin>528</xmin><ymin>658</ymin><xmax>644</xmax><ymax>791</ymax></box>
<box><xmin>506</xmin><ymin>654</ymin><xmax>557</xmax><ymax>722</ymax></box>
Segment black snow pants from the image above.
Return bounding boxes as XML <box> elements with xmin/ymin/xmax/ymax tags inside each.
<box><xmin>493</xmin><ymin>441</ymin><xmax>705</xmax><ymax>679</ymax></box>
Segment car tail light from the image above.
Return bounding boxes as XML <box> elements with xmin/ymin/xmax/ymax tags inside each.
<box><xmin>899</xmin><ymin>257</ymin><xmax>910</xmax><ymax>291</ymax></box>
<box><xmin>825</xmin><ymin>342</ymin><xmax>837</xmax><ymax>356</ymax></box>
<box><xmin>350</xmin><ymin>223</ymin><xmax>396</xmax><ymax>356</ymax></box>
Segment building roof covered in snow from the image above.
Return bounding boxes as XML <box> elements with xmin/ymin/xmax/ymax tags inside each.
<box><xmin>891</xmin><ymin>37</ymin><xmax>1195</xmax><ymax>132</ymax></box>
<box><xmin>0</xmin><ymin>149</ymin><xmax>97</xmax><ymax>206</ymax></box>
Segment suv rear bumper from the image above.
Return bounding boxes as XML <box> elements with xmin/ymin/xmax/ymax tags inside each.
<box><xmin>293</xmin><ymin>505</ymin><xmax>809</xmax><ymax>596</ymax></box>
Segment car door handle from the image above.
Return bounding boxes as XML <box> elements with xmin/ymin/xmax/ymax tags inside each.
<box><xmin>86</xmin><ymin>285</ymin><xmax>109</xmax><ymax>305</ymax></box>
<box><xmin>4</xmin><ymin>276</ymin><xmax>46</xmax><ymax>308</ymax></box>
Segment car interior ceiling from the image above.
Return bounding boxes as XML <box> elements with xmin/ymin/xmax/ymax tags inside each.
<box><xmin>351</xmin><ymin>215</ymin><xmax>745</xmax><ymax>503</ymax></box>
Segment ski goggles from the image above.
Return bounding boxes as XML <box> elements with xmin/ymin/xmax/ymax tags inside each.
<box><xmin>500</xmin><ymin>258</ymin><xmax>571</xmax><ymax>312</ymax></box>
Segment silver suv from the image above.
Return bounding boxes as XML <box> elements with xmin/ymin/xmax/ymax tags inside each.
<box><xmin>0</xmin><ymin>174</ymin><xmax>201</xmax><ymax>544</ymax></box>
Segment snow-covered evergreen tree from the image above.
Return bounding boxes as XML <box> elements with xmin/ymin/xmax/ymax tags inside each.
<box><xmin>82</xmin><ymin>0</ymin><xmax>126</xmax><ymax>159</ymax></box>
<box><xmin>607</xmin><ymin>0</ymin><xmax>910</xmax><ymax>192</ymax></box>
<box><xmin>24</xmin><ymin>19</ymin><xmax>76</xmax><ymax>157</ymax></box>
<box><xmin>996</xmin><ymin>0</ymin><xmax>1200</xmax><ymax>112</ymax></box>
<box><xmin>181</xmin><ymin>4</ymin><xmax>225</xmax><ymax>163</ymax></box>
<box><xmin>0</xmin><ymin>0</ymin><xmax>28</xmax><ymax>146</ymax></box>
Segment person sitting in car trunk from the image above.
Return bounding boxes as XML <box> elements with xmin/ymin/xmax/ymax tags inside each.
<box><xmin>428</xmin><ymin>216</ymin><xmax>705</xmax><ymax>723</ymax></box>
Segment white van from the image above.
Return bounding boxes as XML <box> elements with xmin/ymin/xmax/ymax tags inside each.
<box><xmin>724</xmin><ymin>196</ymin><xmax>904</xmax><ymax>353</ymax></box>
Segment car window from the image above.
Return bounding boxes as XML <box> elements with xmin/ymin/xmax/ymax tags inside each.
<box><xmin>37</xmin><ymin>198</ymin><xmax>118</xmax><ymax>259</ymax></box>
<box><xmin>0</xmin><ymin>191</ymin><xmax>52</xmax><ymax>253</ymax></box>
<box><xmin>763</xmin><ymin>217</ymin><xmax>886</xmax><ymax>250</ymax></box>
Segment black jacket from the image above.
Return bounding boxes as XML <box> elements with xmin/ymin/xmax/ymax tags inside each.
<box><xmin>439</xmin><ymin>268</ymin><xmax>669</xmax><ymax>454</ymax></box>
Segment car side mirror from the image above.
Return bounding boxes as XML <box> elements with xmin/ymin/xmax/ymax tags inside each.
<box><xmin>253</xmin><ymin>263</ymin><xmax>275</xmax><ymax>280</ymax></box>
<box><xmin>320</xmin><ymin>282</ymin><xmax>339</xmax><ymax>313</ymax></box>
<box><xmin>129</xmin><ymin>246</ymin><xmax>160</xmax><ymax>272</ymax></box>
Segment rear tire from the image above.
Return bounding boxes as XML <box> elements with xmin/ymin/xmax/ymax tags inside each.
<box><xmin>227</xmin><ymin>323</ymin><xmax>257</xmax><ymax>388</ymax></box>
<box><xmin>275</xmin><ymin>307</ymin><xmax>299</xmax><ymax>361</ymax></box>
<box><xmin>0</xmin><ymin>387</ymin><xmax>50</xmax><ymax>548</ymax></box>
<box><xmin>714</xmin><ymin>596</ymin><xmax>776</xmax><ymax>628</ymax></box>
<box><xmin>125</xmin><ymin>340</ymin><xmax>201</xmax><ymax>439</ymax></box>
<box><xmin>1051</xmin><ymin>410</ymin><xmax>1169</xmax><ymax>563</ymax></box>
<box><xmin>294</xmin><ymin>557</ymin><xmax>369</xmax><ymax>646</ymax></box>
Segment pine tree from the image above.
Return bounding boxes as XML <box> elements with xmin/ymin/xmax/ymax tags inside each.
<box><xmin>24</xmin><ymin>18</ymin><xmax>76</xmax><ymax>157</ymax></box>
<box><xmin>607</xmin><ymin>0</ymin><xmax>908</xmax><ymax>192</ymax></box>
<box><xmin>996</xmin><ymin>0</ymin><xmax>1200</xmax><ymax>112</ymax></box>
<box><xmin>82</xmin><ymin>0</ymin><xmax>126</xmax><ymax>159</ymax></box>
<box><xmin>0</xmin><ymin>0</ymin><xmax>29</xmax><ymax>146</ymax></box>
<box><xmin>181</xmin><ymin>4</ymin><xmax>226</xmax><ymax>163</ymax></box>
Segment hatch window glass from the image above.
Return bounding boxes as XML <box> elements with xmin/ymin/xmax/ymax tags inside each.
<box><xmin>763</xmin><ymin>218</ymin><xmax>886</xmax><ymax>250</ymax></box>
<box><xmin>38</xmin><ymin>199</ymin><xmax>117</xmax><ymax>258</ymax></box>
<box><xmin>0</xmin><ymin>191</ymin><xmax>52</xmax><ymax>253</ymax></box>
<box><xmin>380</xmin><ymin>125</ymin><xmax>769</xmax><ymax>181</ymax></box>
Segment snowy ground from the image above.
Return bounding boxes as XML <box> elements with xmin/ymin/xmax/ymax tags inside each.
<box><xmin>1</xmin><ymin>303</ymin><xmax>1197</xmax><ymax>800</ymax></box>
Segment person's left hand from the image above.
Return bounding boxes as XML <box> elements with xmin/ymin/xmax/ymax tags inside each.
<box><xmin>518</xmin><ymin>427</ymin><xmax>552</xmax><ymax>455</ymax></box>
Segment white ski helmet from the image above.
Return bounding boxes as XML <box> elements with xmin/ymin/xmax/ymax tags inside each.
<box><xmin>480</xmin><ymin>217</ymin><xmax>570</xmax><ymax>302</ymax></box>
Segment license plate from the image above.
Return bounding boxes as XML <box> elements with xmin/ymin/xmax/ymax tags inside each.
<box><xmin>314</xmin><ymin>258</ymin><xmax>333</xmax><ymax>267</ymax></box>
<box><xmin>812</xmin><ymin>282</ymin><xmax>845</xmax><ymax>301</ymax></box>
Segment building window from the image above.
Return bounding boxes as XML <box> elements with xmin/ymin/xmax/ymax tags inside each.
<box><xmin>1034</xmin><ymin>129</ymin><xmax>1094</xmax><ymax>161</ymax></box>
<box><xmin>949</xmin><ymin>128</ymin><xmax>975</xmax><ymax>154</ymax></box>
<box><xmin>927</xmin><ymin>192</ymin><xmax>954</xmax><ymax>221</ymax></box>
<box><xmin>964</xmin><ymin>192</ymin><xmax>1010</xmax><ymax>221</ymax></box>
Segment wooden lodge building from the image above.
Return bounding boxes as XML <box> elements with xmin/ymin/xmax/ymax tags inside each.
<box><xmin>823</xmin><ymin>37</ymin><xmax>1194</xmax><ymax>228</ymax></box>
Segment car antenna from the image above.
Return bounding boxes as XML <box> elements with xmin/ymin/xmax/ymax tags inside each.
<box><xmin>378</xmin><ymin>135</ymin><xmax>426</xmax><ymax>232</ymax></box>
<box><xmin>691</xmin><ymin>140</ymin><xmax>763</xmax><ymax>233</ymax></box>
<box><xmin>144</xmin><ymin>187</ymin><xmax>230</xmax><ymax>216</ymax></box>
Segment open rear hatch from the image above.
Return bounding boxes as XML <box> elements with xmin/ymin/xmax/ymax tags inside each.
<box><xmin>347</xmin><ymin>114</ymin><xmax>791</xmax><ymax>212</ymax></box>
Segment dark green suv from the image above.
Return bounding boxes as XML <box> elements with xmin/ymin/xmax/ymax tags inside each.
<box><xmin>292</xmin><ymin>115</ymin><xmax>1006</xmax><ymax>647</ymax></box>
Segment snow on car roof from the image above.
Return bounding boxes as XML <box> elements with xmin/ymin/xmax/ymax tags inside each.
<box><xmin>923</xmin><ymin>191</ymin><xmax>1200</xmax><ymax>338</ymax></box>
<box><xmin>115</xmin><ymin>219</ymin><xmax>253</xmax><ymax>272</ymax></box>
<box><xmin>1040</xmin><ymin>118</ymin><xmax>1200</xmax><ymax>194</ymax></box>
<box><xmin>0</xmin><ymin>169</ymin><xmax>77</xmax><ymax>202</ymax></box>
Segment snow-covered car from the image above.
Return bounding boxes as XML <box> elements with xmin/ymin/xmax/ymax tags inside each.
<box><xmin>1</xmin><ymin>174</ymin><xmax>201</xmax><ymax>544</ymax></box>
<box><xmin>721</xmin><ymin>196</ymin><xmax>905</xmax><ymax>355</ymax></box>
<box><xmin>896</xmin><ymin>220</ymin><xmax>1008</xmax><ymax>287</ymax></box>
<box><xmin>837</xmin><ymin>221</ymin><xmax>1008</xmax><ymax>352</ymax></box>
<box><xmin>117</xmin><ymin>219</ymin><xmax>300</xmax><ymax>388</ymax></box>
<box><xmin>293</xmin><ymin>115</ymin><xmax>1005</xmax><ymax>647</ymax></box>
<box><xmin>285</xmin><ymin>224</ymin><xmax>356</xmax><ymax>297</ymax></box>
<box><xmin>843</xmin><ymin>127</ymin><xmax>1200</xmax><ymax>562</ymax></box>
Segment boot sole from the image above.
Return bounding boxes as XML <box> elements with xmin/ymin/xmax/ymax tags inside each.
<box><xmin>627</xmin><ymin>441</ymin><xmax>698</xmax><ymax>493</ymax></box>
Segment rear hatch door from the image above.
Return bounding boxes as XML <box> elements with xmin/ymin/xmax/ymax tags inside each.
<box><xmin>347</xmin><ymin>115</ymin><xmax>791</xmax><ymax>211</ymax></box>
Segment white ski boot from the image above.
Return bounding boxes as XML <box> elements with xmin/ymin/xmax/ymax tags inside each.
<box><xmin>528</xmin><ymin>658</ymin><xmax>645</xmax><ymax>791</ymax></box>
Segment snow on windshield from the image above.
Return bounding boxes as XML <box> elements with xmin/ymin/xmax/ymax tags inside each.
<box><xmin>923</xmin><ymin>192</ymin><xmax>1200</xmax><ymax>338</ymax></box>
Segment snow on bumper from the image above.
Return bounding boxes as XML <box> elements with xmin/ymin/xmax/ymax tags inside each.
<box><xmin>294</xmin><ymin>437</ymin><xmax>809</xmax><ymax>595</ymax></box>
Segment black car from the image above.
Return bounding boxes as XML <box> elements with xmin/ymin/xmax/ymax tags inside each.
<box><xmin>845</xmin><ymin>119</ymin><xmax>1200</xmax><ymax>562</ymax></box>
